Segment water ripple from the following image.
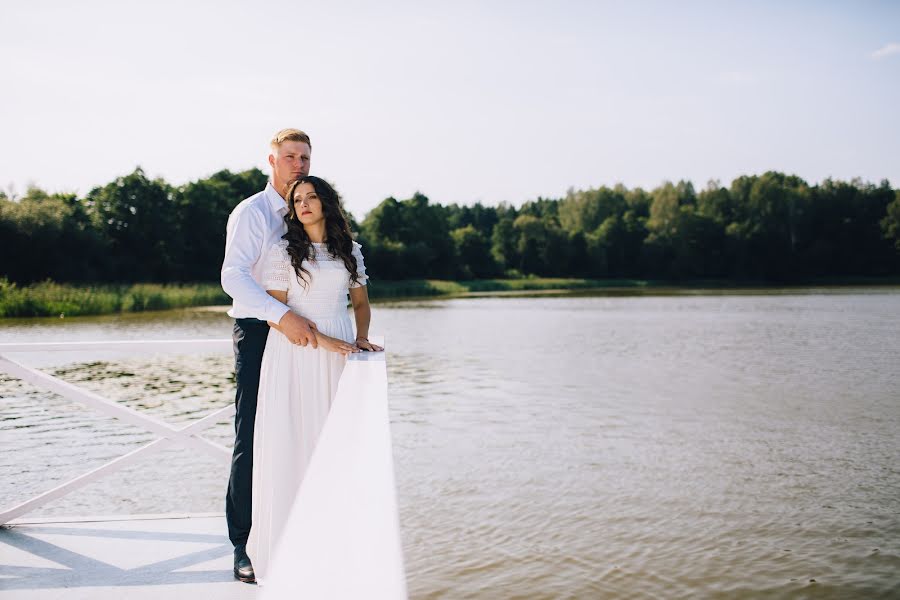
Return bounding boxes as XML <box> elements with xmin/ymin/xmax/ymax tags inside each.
<box><xmin>2</xmin><ymin>293</ymin><xmax>900</xmax><ymax>597</ymax></box>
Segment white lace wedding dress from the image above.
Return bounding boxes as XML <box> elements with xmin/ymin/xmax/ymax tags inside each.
<box><xmin>246</xmin><ymin>239</ymin><xmax>368</xmax><ymax>585</ymax></box>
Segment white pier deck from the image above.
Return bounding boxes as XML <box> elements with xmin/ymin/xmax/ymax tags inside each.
<box><xmin>0</xmin><ymin>337</ymin><xmax>406</xmax><ymax>599</ymax></box>
<box><xmin>1</xmin><ymin>514</ymin><xmax>256</xmax><ymax>599</ymax></box>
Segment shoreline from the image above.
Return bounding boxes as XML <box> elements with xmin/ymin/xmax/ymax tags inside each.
<box><xmin>2</xmin><ymin>277</ymin><xmax>900</xmax><ymax>320</ymax></box>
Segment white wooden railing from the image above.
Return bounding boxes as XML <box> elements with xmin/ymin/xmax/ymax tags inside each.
<box><xmin>0</xmin><ymin>338</ymin><xmax>407</xmax><ymax>598</ymax></box>
<box><xmin>0</xmin><ymin>339</ymin><xmax>234</xmax><ymax>524</ymax></box>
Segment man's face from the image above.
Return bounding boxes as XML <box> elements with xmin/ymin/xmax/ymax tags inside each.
<box><xmin>269</xmin><ymin>141</ymin><xmax>311</xmax><ymax>192</ymax></box>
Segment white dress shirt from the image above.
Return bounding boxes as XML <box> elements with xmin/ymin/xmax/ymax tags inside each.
<box><xmin>221</xmin><ymin>182</ymin><xmax>292</xmax><ymax>323</ymax></box>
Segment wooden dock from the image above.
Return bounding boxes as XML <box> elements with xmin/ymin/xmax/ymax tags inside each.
<box><xmin>0</xmin><ymin>513</ymin><xmax>256</xmax><ymax>599</ymax></box>
<box><xmin>1</xmin><ymin>338</ymin><xmax>405</xmax><ymax>598</ymax></box>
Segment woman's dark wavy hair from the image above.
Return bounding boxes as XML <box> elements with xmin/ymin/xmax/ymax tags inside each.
<box><xmin>282</xmin><ymin>176</ymin><xmax>359</xmax><ymax>288</ymax></box>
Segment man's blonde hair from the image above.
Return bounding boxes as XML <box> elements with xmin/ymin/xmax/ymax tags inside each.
<box><xmin>270</xmin><ymin>128</ymin><xmax>311</xmax><ymax>150</ymax></box>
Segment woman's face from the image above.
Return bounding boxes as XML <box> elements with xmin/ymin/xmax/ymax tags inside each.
<box><xmin>293</xmin><ymin>182</ymin><xmax>324</xmax><ymax>226</ymax></box>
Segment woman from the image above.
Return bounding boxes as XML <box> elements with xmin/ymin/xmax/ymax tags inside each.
<box><xmin>246</xmin><ymin>175</ymin><xmax>382</xmax><ymax>585</ymax></box>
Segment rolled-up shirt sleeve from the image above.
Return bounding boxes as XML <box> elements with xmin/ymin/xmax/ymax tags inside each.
<box><xmin>221</xmin><ymin>207</ymin><xmax>290</xmax><ymax>324</ymax></box>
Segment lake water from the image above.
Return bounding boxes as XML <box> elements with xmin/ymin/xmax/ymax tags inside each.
<box><xmin>2</xmin><ymin>289</ymin><xmax>899</xmax><ymax>598</ymax></box>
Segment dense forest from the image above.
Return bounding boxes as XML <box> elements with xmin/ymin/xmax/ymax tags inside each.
<box><xmin>2</xmin><ymin>167</ymin><xmax>899</xmax><ymax>284</ymax></box>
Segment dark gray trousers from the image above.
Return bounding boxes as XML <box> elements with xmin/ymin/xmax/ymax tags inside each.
<box><xmin>225</xmin><ymin>317</ymin><xmax>269</xmax><ymax>548</ymax></box>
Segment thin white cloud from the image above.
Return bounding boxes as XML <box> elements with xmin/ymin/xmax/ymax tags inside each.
<box><xmin>871</xmin><ymin>42</ymin><xmax>900</xmax><ymax>59</ymax></box>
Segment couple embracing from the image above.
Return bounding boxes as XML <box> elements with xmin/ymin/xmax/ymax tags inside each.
<box><xmin>221</xmin><ymin>128</ymin><xmax>383</xmax><ymax>585</ymax></box>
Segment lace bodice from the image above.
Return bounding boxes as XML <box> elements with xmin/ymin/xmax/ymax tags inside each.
<box><xmin>263</xmin><ymin>239</ymin><xmax>368</xmax><ymax>320</ymax></box>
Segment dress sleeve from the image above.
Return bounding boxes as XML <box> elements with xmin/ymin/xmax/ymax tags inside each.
<box><xmin>350</xmin><ymin>241</ymin><xmax>369</xmax><ymax>288</ymax></box>
<box><xmin>263</xmin><ymin>241</ymin><xmax>291</xmax><ymax>291</ymax></box>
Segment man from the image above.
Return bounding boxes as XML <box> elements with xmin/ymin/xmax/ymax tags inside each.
<box><xmin>221</xmin><ymin>128</ymin><xmax>318</xmax><ymax>583</ymax></box>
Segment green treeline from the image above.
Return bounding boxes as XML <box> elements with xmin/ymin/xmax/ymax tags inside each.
<box><xmin>1</xmin><ymin>168</ymin><xmax>267</xmax><ymax>283</ymax></box>
<box><xmin>2</xmin><ymin>168</ymin><xmax>900</xmax><ymax>286</ymax></box>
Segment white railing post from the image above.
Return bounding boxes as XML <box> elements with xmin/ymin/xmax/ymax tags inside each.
<box><xmin>262</xmin><ymin>339</ymin><xmax>407</xmax><ymax>599</ymax></box>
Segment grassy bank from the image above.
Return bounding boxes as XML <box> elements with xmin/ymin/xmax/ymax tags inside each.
<box><xmin>0</xmin><ymin>279</ymin><xmax>230</xmax><ymax>318</ymax></box>
<box><xmin>366</xmin><ymin>275</ymin><xmax>900</xmax><ymax>299</ymax></box>
<box><xmin>0</xmin><ymin>277</ymin><xmax>642</xmax><ymax>317</ymax></box>
<box><xmin>2</xmin><ymin>276</ymin><xmax>899</xmax><ymax>318</ymax></box>
<box><xmin>365</xmin><ymin>278</ymin><xmax>648</xmax><ymax>299</ymax></box>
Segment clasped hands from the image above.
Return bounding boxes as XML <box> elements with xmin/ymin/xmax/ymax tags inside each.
<box><xmin>277</xmin><ymin>311</ymin><xmax>383</xmax><ymax>356</ymax></box>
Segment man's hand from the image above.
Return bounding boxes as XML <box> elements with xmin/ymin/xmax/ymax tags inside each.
<box><xmin>278</xmin><ymin>311</ymin><xmax>318</xmax><ymax>347</ymax></box>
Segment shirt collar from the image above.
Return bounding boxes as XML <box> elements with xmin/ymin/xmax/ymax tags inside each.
<box><xmin>265</xmin><ymin>182</ymin><xmax>289</xmax><ymax>215</ymax></box>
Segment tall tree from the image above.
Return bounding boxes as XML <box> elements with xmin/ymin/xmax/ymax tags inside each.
<box><xmin>451</xmin><ymin>225</ymin><xmax>499</xmax><ymax>278</ymax></box>
<box><xmin>86</xmin><ymin>167</ymin><xmax>180</xmax><ymax>281</ymax></box>
<box><xmin>360</xmin><ymin>192</ymin><xmax>455</xmax><ymax>279</ymax></box>
<box><xmin>882</xmin><ymin>190</ymin><xmax>900</xmax><ymax>253</ymax></box>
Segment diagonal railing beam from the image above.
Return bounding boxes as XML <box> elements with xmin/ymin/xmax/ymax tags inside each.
<box><xmin>0</xmin><ymin>339</ymin><xmax>235</xmax><ymax>525</ymax></box>
<box><xmin>0</xmin><ymin>403</ymin><xmax>236</xmax><ymax>524</ymax></box>
<box><xmin>0</xmin><ymin>438</ymin><xmax>174</xmax><ymax>524</ymax></box>
<box><xmin>0</xmin><ymin>355</ymin><xmax>230</xmax><ymax>461</ymax></box>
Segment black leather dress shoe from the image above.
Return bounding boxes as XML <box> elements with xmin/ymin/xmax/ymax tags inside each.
<box><xmin>233</xmin><ymin>545</ymin><xmax>256</xmax><ymax>583</ymax></box>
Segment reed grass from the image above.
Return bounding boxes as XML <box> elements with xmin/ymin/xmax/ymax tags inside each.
<box><xmin>365</xmin><ymin>277</ymin><xmax>649</xmax><ymax>299</ymax></box>
<box><xmin>0</xmin><ymin>279</ymin><xmax>230</xmax><ymax>318</ymax></box>
<box><xmin>1</xmin><ymin>277</ymin><xmax>626</xmax><ymax>317</ymax></box>
<box><xmin>10</xmin><ymin>275</ymin><xmax>887</xmax><ymax>319</ymax></box>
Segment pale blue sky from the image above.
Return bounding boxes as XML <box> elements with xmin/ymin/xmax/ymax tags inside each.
<box><xmin>2</xmin><ymin>0</ymin><xmax>898</xmax><ymax>217</ymax></box>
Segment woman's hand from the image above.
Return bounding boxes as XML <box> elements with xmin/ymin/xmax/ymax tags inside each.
<box><xmin>318</xmin><ymin>334</ymin><xmax>359</xmax><ymax>356</ymax></box>
<box><xmin>355</xmin><ymin>337</ymin><xmax>384</xmax><ymax>352</ymax></box>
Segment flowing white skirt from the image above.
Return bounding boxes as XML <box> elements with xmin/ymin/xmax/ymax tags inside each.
<box><xmin>247</xmin><ymin>313</ymin><xmax>353</xmax><ymax>585</ymax></box>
